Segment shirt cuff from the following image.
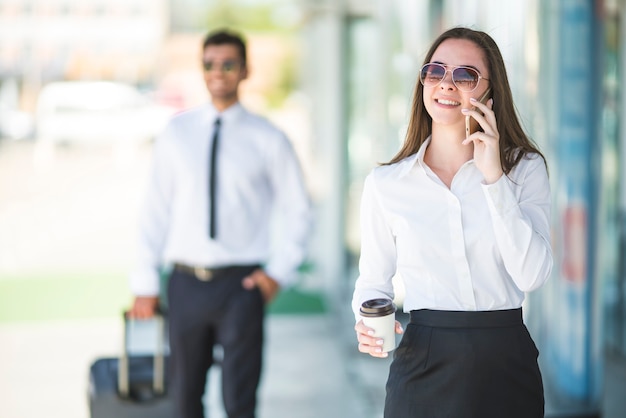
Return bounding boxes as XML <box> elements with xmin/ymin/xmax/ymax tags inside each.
<box><xmin>482</xmin><ymin>174</ymin><xmax>518</xmax><ymax>217</ymax></box>
<box><xmin>265</xmin><ymin>258</ymin><xmax>304</xmax><ymax>288</ymax></box>
<box><xmin>129</xmin><ymin>267</ymin><xmax>161</xmax><ymax>297</ymax></box>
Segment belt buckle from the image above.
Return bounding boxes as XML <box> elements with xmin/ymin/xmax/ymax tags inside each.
<box><xmin>194</xmin><ymin>267</ymin><xmax>213</xmax><ymax>281</ymax></box>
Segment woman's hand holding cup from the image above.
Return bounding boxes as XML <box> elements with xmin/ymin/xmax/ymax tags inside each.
<box><xmin>357</xmin><ymin>298</ymin><xmax>403</xmax><ymax>357</ymax></box>
<box><xmin>355</xmin><ymin>318</ymin><xmax>404</xmax><ymax>358</ymax></box>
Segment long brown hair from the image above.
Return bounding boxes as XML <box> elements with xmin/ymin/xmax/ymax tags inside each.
<box><xmin>386</xmin><ymin>27</ymin><xmax>545</xmax><ymax>173</ymax></box>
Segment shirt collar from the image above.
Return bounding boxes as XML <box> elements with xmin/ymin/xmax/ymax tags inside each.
<box><xmin>397</xmin><ymin>136</ymin><xmax>431</xmax><ymax>179</ymax></box>
<box><xmin>398</xmin><ymin>136</ymin><xmax>478</xmax><ymax>180</ymax></box>
<box><xmin>206</xmin><ymin>101</ymin><xmax>245</xmax><ymax>125</ymax></box>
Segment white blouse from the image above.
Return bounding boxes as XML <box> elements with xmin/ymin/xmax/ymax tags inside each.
<box><xmin>352</xmin><ymin>138</ymin><xmax>553</xmax><ymax>319</ymax></box>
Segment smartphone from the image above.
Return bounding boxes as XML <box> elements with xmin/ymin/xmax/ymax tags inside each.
<box><xmin>465</xmin><ymin>88</ymin><xmax>492</xmax><ymax>139</ymax></box>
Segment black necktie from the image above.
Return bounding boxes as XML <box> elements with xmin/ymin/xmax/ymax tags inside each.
<box><xmin>209</xmin><ymin>118</ymin><xmax>221</xmax><ymax>239</ymax></box>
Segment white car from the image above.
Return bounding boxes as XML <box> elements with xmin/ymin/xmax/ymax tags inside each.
<box><xmin>35</xmin><ymin>81</ymin><xmax>176</xmax><ymax>145</ymax></box>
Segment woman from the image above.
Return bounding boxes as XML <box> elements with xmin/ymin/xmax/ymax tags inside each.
<box><xmin>352</xmin><ymin>27</ymin><xmax>552</xmax><ymax>417</ymax></box>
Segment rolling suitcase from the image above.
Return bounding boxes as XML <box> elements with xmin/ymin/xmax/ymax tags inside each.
<box><xmin>88</xmin><ymin>312</ymin><xmax>174</xmax><ymax>417</ymax></box>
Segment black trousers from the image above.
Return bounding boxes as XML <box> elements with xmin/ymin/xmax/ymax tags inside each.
<box><xmin>167</xmin><ymin>265</ymin><xmax>264</xmax><ymax>418</ymax></box>
<box><xmin>384</xmin><ymin>308</ymin><xmax>544</xmax><ymax>418</ymax></box>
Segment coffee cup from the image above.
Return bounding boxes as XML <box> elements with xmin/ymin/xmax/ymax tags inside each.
<box><xmin>360</xmin><ymin>298</ymin><xmax>397</xmax><ymax>353</ymax></box>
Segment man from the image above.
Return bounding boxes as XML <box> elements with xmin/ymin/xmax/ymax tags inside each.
<box><xmin>129</xmin><ymin>29</ymin><xmax>312</xmax><ymax>418</ymax></box>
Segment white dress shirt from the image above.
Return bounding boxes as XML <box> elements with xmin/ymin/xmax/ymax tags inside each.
<box><xmin>352</xmin><ymin>137</ymin><xmax>553</xmax><ymax>319</ymax></box>
<box><xmin>130</xmin><ymin>102</ymin><xmax>312</xmax><ymax>296</ymax></box>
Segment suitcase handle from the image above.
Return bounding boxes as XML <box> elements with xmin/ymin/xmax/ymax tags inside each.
<box><xmin>118</xmin><ymin>311</ymin><xmax>166</xmax><ymax>398</ymax></box>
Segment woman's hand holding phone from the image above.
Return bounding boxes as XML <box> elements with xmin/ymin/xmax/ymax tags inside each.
<box><xmin>464</xmin><ymin>88</ymin><xmax>491</xmax><ymax>140</ymax></box>
<box><xmin>461</xmin><ymin>89</ymin><xmax>503</xmax><ymax>184</ymax></box>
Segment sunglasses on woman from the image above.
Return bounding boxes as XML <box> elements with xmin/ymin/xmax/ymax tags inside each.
<box><xmin>419</xmin><ymin>62</ymin><xmax>489</xmax><ymax>92</ymax></box>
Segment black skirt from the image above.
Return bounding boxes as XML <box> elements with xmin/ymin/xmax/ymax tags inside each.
<box><xmin>384</xmin><ymin>308</ymin><xmax>543</xmax><ymax>418</ymax></box>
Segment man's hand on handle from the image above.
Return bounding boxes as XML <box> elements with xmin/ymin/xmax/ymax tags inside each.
<box><xmin>129</xmin><ymin>296</ymin><xmax>159</xmax><ymax>319</ymax></box>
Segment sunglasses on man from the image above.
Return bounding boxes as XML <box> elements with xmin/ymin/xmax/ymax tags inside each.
<box><xmin>202</xmin><ymin>60</ymin><xmax>241</xmax><ymax>73</ymax></box>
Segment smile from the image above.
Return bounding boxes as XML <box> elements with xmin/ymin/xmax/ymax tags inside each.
<box><xmin>436</xmin><ymin>99</ymin><xmax>461</xmax><ymax>106</ymax></box>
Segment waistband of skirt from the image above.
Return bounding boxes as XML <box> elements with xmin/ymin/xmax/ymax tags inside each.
<box><xmin>409</xmin><ymin>308</ymin><xmax>523</xmax><ymax>328</ymax></box>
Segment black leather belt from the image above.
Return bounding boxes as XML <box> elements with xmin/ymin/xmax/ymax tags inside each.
<box><xmin>173</xmin><ymin>263</ymin><xmax>259</xmax><ymax>282</ymax></box>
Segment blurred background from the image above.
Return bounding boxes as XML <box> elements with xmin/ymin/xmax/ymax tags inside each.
<box><xmin>1</xmin><ymin>0</ymin><xmax>626</xmax><ymax>417</ymax></box>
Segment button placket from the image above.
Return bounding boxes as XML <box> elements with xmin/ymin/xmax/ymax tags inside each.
<box><xmin>447</xmin><ymin>193</ymin><xmax>476</xmax><ymax>309</ymax></box>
